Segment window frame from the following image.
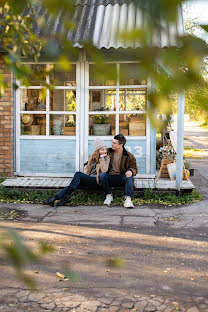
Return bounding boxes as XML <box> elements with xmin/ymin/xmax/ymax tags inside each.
<box><xmin>88</xmin><ymin>62</ymin><xmax>148</xmax><ymax>137</ymax></box>
<box><xmin>18</xmin><ymin>63</ymin><xmax>77</xmax><ymax>138</ymax></box>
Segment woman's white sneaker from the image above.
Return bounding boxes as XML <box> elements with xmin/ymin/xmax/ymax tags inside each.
<box><xmin>104</xmin><ymin>194</ymin><xmax>113</xmax><ymax>205</ymax></box>
<box><xmin>124</xmin><ymin>196</ymin><xmax>134</xmax><ymax>208</ymax></box>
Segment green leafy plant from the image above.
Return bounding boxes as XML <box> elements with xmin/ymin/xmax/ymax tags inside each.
<box><xmin>92</xmin><ymin>115</ymin><xmax>111</xmax><ymax>124</ymax></box>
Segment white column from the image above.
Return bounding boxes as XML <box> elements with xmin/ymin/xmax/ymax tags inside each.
<box><xmin>176</xmin><ymin>91</ymin><xmax>185</xmax><ymax>191</ymax></box>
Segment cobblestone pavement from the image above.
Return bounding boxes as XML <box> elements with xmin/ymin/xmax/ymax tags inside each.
<box><xmin>1</xmin><ymin>287</ymin><xmax>208</xmax><ymax>312</ymax></box>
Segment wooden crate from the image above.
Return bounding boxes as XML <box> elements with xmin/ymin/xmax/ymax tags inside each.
<box><xmin>119</xmin><ymin>128</ymin><xmax>128</xmax><ymax>136</ymax></box>
<box><xmin>40</xmin><ymin>125</ymin><xmax>46</xmax><ymax>135</ymax></box>
<box><xmin>29</xmin><ymin>125</ymin><xmax>40</xmax><ymax>135</ymax></box>
<box><xmin>63</xmin><ymin>127</ymin><xmax>76</xmax><ymax>135</ymax></box>
<box><xmin>129</xmin><ymin>115</ymin><xmax>145</xmax><ymax>123</ymax></box>
<box><xmin>111</xmin><ymin>127</ymin><xmax>128</xmax><ymax>136</ymax></box>
<box><xmin>129</xmin><ymin>129</ymin><xmax>146</xmax><ymax>136</ymax></box>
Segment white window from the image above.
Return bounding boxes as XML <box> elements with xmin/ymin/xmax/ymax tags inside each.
<box><xmin>19</xmin><ymin>64</ymin><xmax>76</xmax><ymax>136</ymax></box>
<box><xmin>88</xmin><ymin>63</ymin><xmax>147</xmax><ymax>137</ymax></box>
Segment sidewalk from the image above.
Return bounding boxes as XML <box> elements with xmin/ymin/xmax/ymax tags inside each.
<box><xmin>0</xmin><ymin>161</ymin><xmax>208</xmax><ymax>312</ymax></box>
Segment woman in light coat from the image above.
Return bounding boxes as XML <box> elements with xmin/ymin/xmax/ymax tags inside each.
<box><xmin>43</xmin><ymin>138</ymin><xmax>110</xmax><ymax>207</ymax></box>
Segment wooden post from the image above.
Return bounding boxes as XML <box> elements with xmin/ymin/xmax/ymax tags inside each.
<box><xmin>176</xmin><ymin>92</ymin><xmax>185</xmax><ymax>191</ymax></box>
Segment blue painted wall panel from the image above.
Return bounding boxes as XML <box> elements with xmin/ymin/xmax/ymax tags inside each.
<box><xmin>88</xmin><ymin>140</ymin><xmax>146</xmax><ymax>174</ymax></box>
<box><xmin>20</xmin><ymin>140</ymin><xmax>76</xmax><ymax>173</ymax></box>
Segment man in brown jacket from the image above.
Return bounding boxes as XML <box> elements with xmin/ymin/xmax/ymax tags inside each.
<box><xmin>99</xmin><ymin>134</ymin><xmax>138</xmax><ymax>208</ymax></box>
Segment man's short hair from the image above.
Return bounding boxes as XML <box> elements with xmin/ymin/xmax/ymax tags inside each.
<box><xmin>114</xmin><ymin>134</ymin><xmax>126</xmax><ymax>146</ymax></box>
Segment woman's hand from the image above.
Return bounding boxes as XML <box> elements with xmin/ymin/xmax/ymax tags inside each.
<box><xmin>125</xmin><ymin>170</ymin><xmax>132</xmax><ymax>178</ymax></box>
<box><xmin>100</xmin><ymin>153</ymin><xmax>107</xmax><ymax>158</ymax></box>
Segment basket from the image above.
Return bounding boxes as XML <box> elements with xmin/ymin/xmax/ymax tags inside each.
<box><xmin>93</xmin><ymin>124</ymin><xmax>111</xmax><ymax>136</ymax></box>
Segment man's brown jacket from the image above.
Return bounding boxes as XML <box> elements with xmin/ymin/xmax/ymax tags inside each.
<box><xmin>107</xmin><ymin>147</ymin><xmax>138</xmax><ymax>176</ymax></box>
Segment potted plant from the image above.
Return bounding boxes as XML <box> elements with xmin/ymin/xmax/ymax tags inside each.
<box><xmin>92</xmin><ymin>115</ymin><xmax>111</xmax><ymax>135</ymax></box>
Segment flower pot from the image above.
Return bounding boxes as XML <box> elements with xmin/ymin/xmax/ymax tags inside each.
<box><xmin>93</xmin><ymin>124</ymin><xmax>110</xmax><ymax>135</ymax></box>
<box><xmin>189</xmin><ymin>168</ymin><xmax>194</xmax><ymax>176</ymax></box>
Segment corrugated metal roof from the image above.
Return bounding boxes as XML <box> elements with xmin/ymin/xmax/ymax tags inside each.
<box><xmin>32</xmin><ymin>1</ymin><xmax>185</xmax><ymax>49</ymax></box>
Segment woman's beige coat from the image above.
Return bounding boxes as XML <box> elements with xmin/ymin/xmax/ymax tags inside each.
<box><xmin>84</xmin><ymin>155</ymin><xmax>110</xmax><ymax>184</ymax></box>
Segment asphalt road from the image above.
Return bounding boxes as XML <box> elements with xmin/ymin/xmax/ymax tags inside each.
<box><xmin>172</xmin><ymin>121</ymin><xmax>208</xmax><ymax>152</ymax></box>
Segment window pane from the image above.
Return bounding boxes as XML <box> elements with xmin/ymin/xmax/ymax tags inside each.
<box><xmin>120</xmin><ymin>63</ymin><xmax>146</xmax><ymax>85</ymax></box>
<box><xmin>119</xmin><ymin>88</ymin><xmax>146</xmax><ymax>111</ymax></box>
<box><xmin>89</xmin><ymin>64</ymin><xmax>116</xmax><ymax>86</ymax></box>
<box><xmin>128</xmin><ymin>114</ymin><xmax>146</xmax><ymax>136</ymax></box>
<box><xmin>89</xmin><ymin>89</ymin><xmax>116</xmax><ymax>111</ymax></box>
<box><xmin>20</xmin><ymin>89</ymin><xmax>46</xmax><ymax>111</ymax></box>
<box><xmin>50</xmin><ymin>114</ymin><xmax>76</xmax><ymax>136</ymax></box>
<box><xmin>89</xmin><ymin>114</ymin><xmax>115</xmax><ymax>136</ymax></box>
<box><xmin>24</xmin><ymin>64</ymin><xmax>46</xmax><ymax>85</ymax></box>
<box><xmin>119</xmin><ymin>114</ymin><xmax>129</xmax><ymax>136</ymax></box>
<box><xmin>21</xmin><ymin>114</ymin><xmax>46</xmax><ymax>135</ymax></box>
<box><xmin>50</xmin><ymin>90</ymin><xmax>76</xmax><ymax>111</ymax></box>
<box><xmin>50</xmin><ymin>65</ymin><xmax>76</xmax><ymax>86</ymax></box>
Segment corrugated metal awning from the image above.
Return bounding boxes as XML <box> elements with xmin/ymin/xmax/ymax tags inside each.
<box><xmin>32</xmin><ymin>1</ymin><xmax>185</xmax><ymax>49</ymax></box>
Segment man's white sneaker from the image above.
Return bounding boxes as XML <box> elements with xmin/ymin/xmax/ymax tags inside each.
<box><xmin>104</xmin><ymin>194</ymin><xmax>113</xmax><ymax>205</ymax></box>
<box><xmin>124</xmin><ymin>196</ymin><xmax>134</xmax><ymax>209</ymax></box>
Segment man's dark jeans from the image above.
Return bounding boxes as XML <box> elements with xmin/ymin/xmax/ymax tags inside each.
<box><xmin>57</xmin><ymin>171</ymin><xmax>99</xmax><ymax>199</ymax></box>
<box><xmin>99</xmin><ymin>172</ymin><xmax>133</xmax><ymax>197</ymax></box>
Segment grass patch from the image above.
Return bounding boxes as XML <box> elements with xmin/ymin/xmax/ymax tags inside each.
<box><xmin>0</xmin><ymin>185</ymin><xmax>202</xmax><ymax>207</ymax></box>
<box><xmin>0</xmin><ymin>178</ymin><xmax>5</xmax><ymax>184</ymax></box>
<box><xmin>184</xmin><ymin>147</ymin><xmax>205</xmax><ymax>158</ymax></box>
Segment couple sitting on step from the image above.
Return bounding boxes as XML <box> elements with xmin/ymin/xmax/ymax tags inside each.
<box><xmin>44</xmin><ymin>134</ymin><xmax>138</xmax><ymax>209</ymax></box>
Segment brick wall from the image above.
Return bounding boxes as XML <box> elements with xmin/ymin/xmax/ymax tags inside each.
<box><xmin>0</xmin><ymin>56</ymin><xmax>14</xmax><ymax>176</ymax></box>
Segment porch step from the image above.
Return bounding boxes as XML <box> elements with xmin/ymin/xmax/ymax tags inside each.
<box><xmin>1</xmin><ymin>177</ymin><xmax>195</xmax><ymax>191</ymax></box>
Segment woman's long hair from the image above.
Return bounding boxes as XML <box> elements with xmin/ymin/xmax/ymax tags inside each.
<box><xmin>91</xmin><ymin>150</ymin><xmax>100</xmax><ymax>164</ymax></box>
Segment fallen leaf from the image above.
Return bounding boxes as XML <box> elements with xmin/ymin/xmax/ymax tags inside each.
<box><xmin>190</xmin><ymin>277</ymin><xmax>195</xmax><ymax>280</ymax></box>
<box><xmin>69</xmin><ymin>251</ymin><xmax>73</xmax><ymax>254</ymax></box>
<box><xmin>56</xmin><ymin>272</ymin><xmax>66</xmax><ymax>279</ymax></box>
<box><xmin>172</xmin><ymin>301</ymin><xmax>179</xmax><ymax>306</ymax></box>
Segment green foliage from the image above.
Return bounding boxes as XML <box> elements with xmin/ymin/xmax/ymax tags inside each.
<box><xmin>0</xmin><ymin>184</ymin><xmax>54</xmax><ymax>203</ymax></box>
<box><xmin>0</xmin><ymin>185</ymin><xmax>202</xmax><ymax>206</ymax></box>
<box><xmin>92</xmin><ymin>115</ymin><xmax>111</xmax><ymax>124</ymax></box>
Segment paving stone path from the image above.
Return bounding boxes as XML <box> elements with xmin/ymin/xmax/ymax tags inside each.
<box><xmin>0</xmin><ymin>287</ymin><xmax>208</xmax><ymax>312</ymax></box>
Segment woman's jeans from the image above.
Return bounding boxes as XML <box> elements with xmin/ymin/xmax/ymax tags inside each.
<box><xmin>99</xmin><ymin>172</ymin><xmax>133</xmax><ymax>197</ymax></box>
<box><xmin>57</xmin><ymin>171</ymin><xmax>99</xmax><ymax>199</ymax></box>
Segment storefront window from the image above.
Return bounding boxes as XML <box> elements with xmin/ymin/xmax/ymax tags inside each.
<box><xmin>21</xmin><ymin>114</ymin><xmax>46</xmax><ymax>135</ymax></box>
<box><xmin>50</xmin><ymin>114</ymin><xmax>76</xmax><ymax>136</ymax></box>
<box><xmin>24</xmin><ymin>64</ymin><xmax>46</xmax><ymax>86</ymax></box>
<box><xmin>19</xmin><ymin>63</ymin><xmax>76</xmax><ymax>136</ymax></box>
<box><xmin>119</xmin><ymin>89</ymin><xmax>146</xmax><ymax>111</ymax></box>
<box><xmin>89</xmin><ymin>64</ymin><xmax>116</xmax><ymax>86</ymax></box>
<box><xmin>89</xmin><ymin>114</ymin><xmax>115</xmax><ymax>136</ymax></box>
<box><xmin>50</xmin><ymin>90</ymin><xmax>76</xmax><ymax>111</ymax></box>
<box><xmin>50</xmin><ymin>65</ymin><xmax>76</xmax><ymax>86</ymax></box>
<box><xmin>89</xmin><ymin>89</ymin><xmax>116</xmax><ymax>111</ymax></box>
<box><xmin>120</xmin><ymin>63</ymin><xmax>146</xmax><ymax>85</ymax></box>
<box><xmin>89</xmin><ymin>63</ymin><xmax>147</xmax><ymax>136</ymax></box>
<box><xmin>20</xmin><ymin>89</ymin><xmax>46</xmax><ymax>111</ymax></box>
<box><xmin>119</xmin><ymin>114</ymin><xmax>146</xmax><ymax>136</ymax></box>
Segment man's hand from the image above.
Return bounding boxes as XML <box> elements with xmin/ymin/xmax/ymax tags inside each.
<box><xmin>125</xmin><ymin>170</ymin><xmax>132</xmax><ymax>178</ymax></box>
